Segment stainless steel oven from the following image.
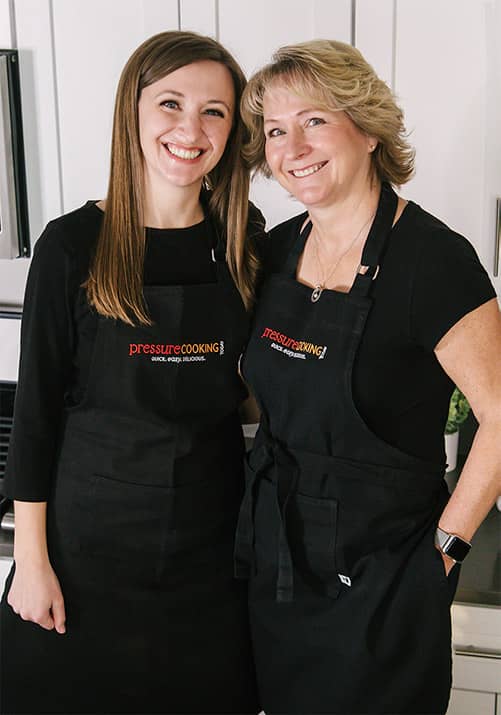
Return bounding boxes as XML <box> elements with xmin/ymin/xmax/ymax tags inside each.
<box><xmin>0</xmin><ymin>310</ymin><xmax>20</xmax><ymax>556</ymax></box>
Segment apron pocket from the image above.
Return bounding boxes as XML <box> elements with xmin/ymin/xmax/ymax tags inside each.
<box><xmin>290</xmin><ymin>493</ymin><xmax>340</xmax><ymax>598</ymax></box>
<box><xmin>61</xmin><ymin>473</ymin><xmax>169</xmax><ymax>566</ymax></box>
<box><xmin>426</xmin><ymin>525</ymin><xmax>457</xmax><ymax>606</ymax></box>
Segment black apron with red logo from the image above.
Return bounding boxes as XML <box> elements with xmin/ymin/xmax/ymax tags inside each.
<box><xmin>1</xmin><ymin>218</ymin><xmax>259</xmax><ymax>714</ymax></box>
<box><xmin>235</xmin><ymin>183</ymin><xmax>458</xmax><ymax>715</ymax></box>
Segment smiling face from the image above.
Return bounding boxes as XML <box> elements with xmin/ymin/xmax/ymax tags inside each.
<box><xmin>263</xmin><ymin>85</ymin><xmax>376</xmax><ymax>209</ymax></box>
<box><xmin>138</xmin><ymin>60</ymin><xmax>235</xmax><ymax>193</ymax></box>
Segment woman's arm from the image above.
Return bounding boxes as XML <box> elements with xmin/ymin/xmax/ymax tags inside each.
<box><xmin>4</xmin><ymin>223</ymin><xmax>78</xmax><ymax>630</ymax></box>
<box><xmin>434</xmin><ymin>297</ymin><xmax>501</xmax><ymax>572</ymax></box>
<box><xmin>8</xmin><ymin>501</ymin><xmax>66</xmax><ymax>633</ymax></box>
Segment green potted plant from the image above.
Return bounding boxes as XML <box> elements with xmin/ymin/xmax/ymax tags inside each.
<box><xmin>445</xmin><ymin>387</ymin><xmax>470</xmax><ymax>472</ymax></box>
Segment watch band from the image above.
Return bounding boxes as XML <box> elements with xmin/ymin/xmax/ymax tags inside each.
<box><xmin>435</xmin><ymin>527</ymin><xmax>472</xmax><ymax>563</ymax></box>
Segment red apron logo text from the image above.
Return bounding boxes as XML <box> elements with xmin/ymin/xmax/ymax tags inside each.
<box><xmin>128</xmin><ymin>340</ymin><xmax>224</xmax><ymax>364</ymax></box>
<box><xmin>260</xmin><ymin>327</ymin><xmax>327</xmax><ymax>360</ymax></box>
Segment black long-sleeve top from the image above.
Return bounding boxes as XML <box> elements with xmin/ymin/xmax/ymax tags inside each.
<box><xmin>4</xmin><ymin>201</ymin><xmax>238</xmax><ymax>500</ymax></box>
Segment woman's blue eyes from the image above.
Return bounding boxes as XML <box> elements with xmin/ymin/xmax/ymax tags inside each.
<box><xmin>161</xmin><ymin>100</ymin><xmax>224</xmax><ymax>117</ymax></box>
<box><xmin>307</xmin><ymin>117</ymin><xmax>325</xmax><ymax>127</ymax></box>
<box><xmin>267</xmin><ymin>117</ymin><xmax>326</xmax><ymax>138</ymax></box>
<box><xmin>204</xmin><ymin>108</ymin><xmax>225</xmax><ymax>118</ymax></box>
<box><xmin>162</xmin><ymin>100</ymin><xmax>179</xmax><ymax>110</ymax></box>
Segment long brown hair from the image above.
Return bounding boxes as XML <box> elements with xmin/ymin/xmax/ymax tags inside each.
<box><xmin>86</xmin><ymin>31</ymin><xmax>256</xmax><ymax>325</ymax></box>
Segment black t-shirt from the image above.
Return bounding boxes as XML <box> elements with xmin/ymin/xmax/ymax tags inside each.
<box><xmin>258</xmin><ymin>200</ymin><xmax>496</xmax><ymax>465</ymax></box>
<box><xmin>5</xmin><ymin>201</ymin><xmax>256</xmax><ymax>501</ymax></box>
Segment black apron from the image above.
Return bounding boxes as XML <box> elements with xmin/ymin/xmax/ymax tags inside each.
<box><xmin>235</xmin><ymin>184</ymin><xmax>459</xmax><ymax>715</ymax></box>
<box><xmin>1</xmin><ymin>217</ymin><xmax>259</xmax><ymax>714</ymax></box>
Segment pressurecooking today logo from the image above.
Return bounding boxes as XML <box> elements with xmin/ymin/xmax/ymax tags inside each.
<box><xmin>128</xmin><ymin>340</ymin><xmax>225</xmax><ymax>364</ymax></box>
<box><xmin>260</xmin><ymin>327</ymin><xmax>327</xmax><ymax>360</ymax></box>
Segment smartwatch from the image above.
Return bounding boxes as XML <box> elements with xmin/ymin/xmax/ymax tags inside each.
<box><xmin>435</xmin><ymin>527</ymin><xmax>472</xmax><ymax>563</ymax></box>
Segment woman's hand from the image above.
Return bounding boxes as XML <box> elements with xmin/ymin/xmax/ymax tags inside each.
<box><xmin>435</xmin><ymin>547</ymin><xmax>455</xmax><ymax>577</ymax></box>
<box><xmin>9</xmin><ymin>500</ymin><xmax>66</xmax><ymax>633</ymax></box>
<box><xmin>7</xmin><ymin>559</ymin><xmax>66</xmax><ymax>633</ymax></box>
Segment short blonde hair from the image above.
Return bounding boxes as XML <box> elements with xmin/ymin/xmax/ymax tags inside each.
<box><xmin>241</xmin><ymin>39</ymin><xmax>414</xmax><ymax>186</ymax></box>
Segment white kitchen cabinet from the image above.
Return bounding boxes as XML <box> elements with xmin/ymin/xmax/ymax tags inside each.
<box><xmin>180</xmin><ymin>0</ymin><xmax>216</xmax><ymax>36</ymax></box>
<box><xmin>452</xmin><ymin>603</ymin><xmax>501</xmax><ymax>655</ymax></box>
<box><xmin>0</xmin><ymin>0</ymin><xmax>351</xmax><ymax>245</ymax></box>
<box><xmin>51</xmin><ymin>0</ymin><xmax>178</xmax><ymax>213</ymax></box>
<box><xmin>219</xmin><ymin>0</ymin><xmax>352</xmax><ymax>229</ymax></box>
<box><xmin>394</xmin><ymin>0</ymin><xmax>501</xmax><ymax>295</ymax></box>
<box><xmin>355</xmin><ymin>0</ymin><xmax>394</xmax><ymax>88</ymax></box>
<box><xmin>452</xmin><ymin>653</ymin><xmax>501</xmax><ymax>695</ymax></box>
<box><xmin>395</xmin><ymin>0</ymin><xmax>486</xmax><ymax>244</ymax></box>
<box><xmin>448</xmin><ymin>604</ymin><xmax>501</xmax><ymax>715</ymax></box>
<box><xmin>483</xmin><ymin>0</ymin><xmax>501</xmax><ymax>296</ymax></box>
<box><xmin>0</xmin><ymin>0</ymin><xmax>13</xmax><ymax>46</ymax></box>
<box><xmin>1</xmin><ymin>0</ymin><xmax>500</xmax><ymax>302</ymax></box>
<box><xmin>447</xmin><ymin>688</ymin><xmax>496</xmax><ymax>715</ymax></box>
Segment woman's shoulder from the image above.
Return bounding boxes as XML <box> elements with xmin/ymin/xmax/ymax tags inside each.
<box><xmin>28</xmin><ymin>202</ymin><xmax>102</xmax><ymax>289</ymax></box>
<box><xmin>392</xmin><ymin>200</ymin><xmax>496</xmax><ymax>349</ymax></box>
<box><xmin>38</xmin><ymin>201</ymin><xmax>102</xmax><ymax>258</ymax></box>
<box><xmin>394</xmin><ymin>200</ymin><xmax>479</xmax><ymax>261</ymax></box>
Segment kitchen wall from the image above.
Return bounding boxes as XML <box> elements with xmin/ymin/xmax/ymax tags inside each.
<box><xmin>0</xmin><ymin>0</ymin><xmax>500</xmax><ymax>305</ymax></box>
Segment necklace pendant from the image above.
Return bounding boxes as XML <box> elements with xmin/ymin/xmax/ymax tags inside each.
<box><xmin>311</xmin><ymin>285</ymin><xmax>323</xmax><ymax>303</ymax></box>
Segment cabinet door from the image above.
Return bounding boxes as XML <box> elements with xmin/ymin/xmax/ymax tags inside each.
<box><xmin>483</xmin><ymin>0</ymin><xmax>501</xmax><ymax>295</ymax></box>
<box><xmin>52</xmin><ymin>0</ymin><xmax>178</xmax><ymax>213</ymax></box>
<box><xmin>355</xmin><ymin>0</ymin><xmax>394</xmax><ymax>88</ymax></box>
<box><xmin>219</xmin><ymin>0</ymin><xmax>351</xmax><ymax>228</ymax></box>
<box><xmin>447</xmin><ymin>689</ymin><xmax>496</xmax><ymax>715</ymax></box>
<box><xmin>180</xmin><ymin>0</ymin><xmax>216</xmax><ymax>36</ymax></box>
<box><xmin>394</xmin><ymin>0</ymin><xmax>488</xmax><ymax>261</ymax></box>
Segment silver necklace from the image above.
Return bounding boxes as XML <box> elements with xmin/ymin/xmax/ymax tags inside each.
<box><xmin>310</xmin><ymin>211</ymin><xmax>376</xmax><ymax>303</ymax></box>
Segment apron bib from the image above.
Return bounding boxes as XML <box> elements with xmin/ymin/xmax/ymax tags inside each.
<box><xmin>235</xmin><ymin>183</ymin><xmax>458</xmax><ymax>715</ymax></box>
<box><xmin>1</xmin><ymin>218</ymin><xmax>259</xmax><ymax>714</ymax></box>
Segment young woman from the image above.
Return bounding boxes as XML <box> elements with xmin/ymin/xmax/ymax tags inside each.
<box><xmin>235</xmin><ymin>40</ymin><xmax>501</xmax><ymax>714</ymax></box>
<box><xmin>1</xmin><ymin>31</ymin><xmax>262</xmax><ymax>714</ymax></box>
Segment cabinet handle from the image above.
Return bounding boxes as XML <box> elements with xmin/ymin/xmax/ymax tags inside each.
<box><xmin>495</xmin><ymin>198</ymin><xmax>501</xmax><ymax>277</ymax></box>
<box><xmin>454</xmin><ymin>645</ymin><xmax>501</xmax><ymax>660</ymax></box>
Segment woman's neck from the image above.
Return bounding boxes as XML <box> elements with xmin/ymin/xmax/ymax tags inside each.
<box><xmin>307</xmin><ymin>180</ymin><xmax>381</xmax><ymax>254</ymax></box>
<box><xmin>142</xmin><ymin>176</ymin><xmax>204</xmax><ymax>229</ymax></box>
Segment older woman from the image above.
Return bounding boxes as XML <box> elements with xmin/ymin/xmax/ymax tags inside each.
<box><xmin>234</xmin><ymin>40</ymin><xmax>501</xmax><ymax>714</ymax></box>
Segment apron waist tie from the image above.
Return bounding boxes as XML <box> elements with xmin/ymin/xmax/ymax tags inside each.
<box><xmin>234</xmin><ymin>438</ymin><xmax>299</xmax><ymax>603</ymax></box>
<box><xmin>274</xmin><ymin>441</ymin><xmax>299</xmax><ymax>603</ymax></box>
<box><xmin>234</xmin><ymin>427</ymin><xmax>445</xmax><ymax>603</ymax></box>
<box><xmin>233</xmin><ymin>450</ymin><xmax>263</xmax><ymax>581</ymax></box>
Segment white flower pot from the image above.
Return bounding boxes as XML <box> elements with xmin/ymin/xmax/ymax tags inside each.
<box><xmin>445</xmin><ymin>431</ymin><xmax>459</xmax><ymax>472</ymax></box>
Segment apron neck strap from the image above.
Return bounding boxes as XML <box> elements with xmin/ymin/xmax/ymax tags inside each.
<box><xmin>350</xmin><ymin>182</ymin><xmax>398</xmax><ymax>297</ymax></box>
<box><xmin>283</xmin><ymin>214</ymin><xmax>313</xmax><ymax>275</ymax></box>
<box><xmin>200</xmin><ymin>189</ymin><xmax>226</xmax><ymax>263</ymax></box>
<box><xmin>283</xmin><ymin>183</ymin><xmax>398</xmax><ymax>298</ymax></box>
